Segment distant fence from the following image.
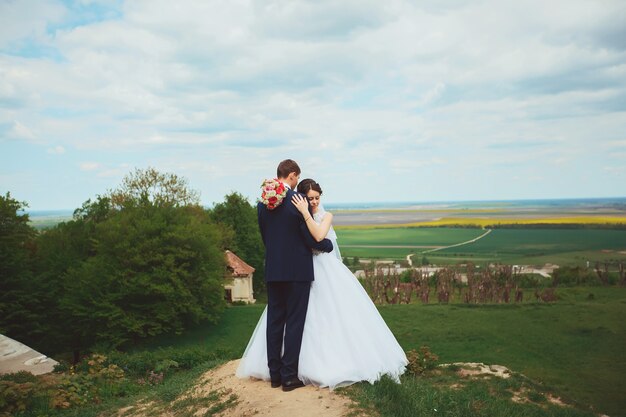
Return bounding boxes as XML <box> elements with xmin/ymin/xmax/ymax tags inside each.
<box><xmin>360</xmin><ymin>261</ymin><xmax>625</xmax><ymax>305</ymax></box>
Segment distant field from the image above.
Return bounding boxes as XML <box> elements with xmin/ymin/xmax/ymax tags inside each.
<box><xmin>29</xmin><ymin>215</ymin><xmax>72</xmax><ymax>230</ymax></box>
<box><xmin>337</xmin><ymin>227</ymin><xmax>483</xmax><ymax>247</ymax></box>
<box><xmin>431</xmin><ymin>229</ymin><xmax>626</xmax><ymax>266</ymax></box>
<box><xmin>436</xmin><ymin>229</ymin><xmax>626</xmax><ymax>255</ymax></box>
<box><xmin>336</xmin><ymin>227</ymin><xmax>626</xmax><ymax>266</ymax></box>
<box><xmin>334</xmin><ymin>216</ymin><xmax>626</xmax><ymax>228</ymax></box>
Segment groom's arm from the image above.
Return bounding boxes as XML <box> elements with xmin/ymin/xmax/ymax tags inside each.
<box><xmin>299</xmin><ymin>222</ymin><xmax>333</xmax><ymax>252</ymax></box>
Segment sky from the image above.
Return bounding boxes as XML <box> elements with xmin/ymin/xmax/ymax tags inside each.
<box><xmin>1</xmin><ymin>0</ymin><xmax>625</xmax><ymax>210</ymax></box>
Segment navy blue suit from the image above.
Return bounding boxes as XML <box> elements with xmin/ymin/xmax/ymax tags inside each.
<box><xmin>257</xmin><ymin>187</ymin><xmax>333</xmax><ymax>382</ymax></box>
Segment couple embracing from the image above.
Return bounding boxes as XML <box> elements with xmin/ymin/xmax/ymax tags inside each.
<box><xmin>236</xmin><ymin>159</ymin><xmax>408</xmax><ymax>391</ymax></box>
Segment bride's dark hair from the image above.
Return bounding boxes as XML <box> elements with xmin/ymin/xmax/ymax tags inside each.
<box><xmin>297</xmin><ymin>178</ymin><xmax>323</xmax><ymax>195</ymax></box>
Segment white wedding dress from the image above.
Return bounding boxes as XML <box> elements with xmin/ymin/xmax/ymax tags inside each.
<box><xmin>236</xmin><ymin>207</ymin><xmax>408</xmax><ymax>390</ymax></box>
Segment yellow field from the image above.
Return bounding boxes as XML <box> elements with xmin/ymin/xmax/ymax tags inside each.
<box><xmin>334</xmin><ymin>216</ymin><xmax>626</xmax><ymax>230</ymax></box>
<box><xmin>333</xmin><ymin>208</ymin><xmax>506</xmax><ymax>214</ymax></box>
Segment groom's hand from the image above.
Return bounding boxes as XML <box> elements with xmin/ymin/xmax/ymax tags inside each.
<box><xmin>299</xmin><ymin>221</ymin><xmax>333</xmax><ymax>252</ymax></box>
<box><xmin>316</xmin><ymin>237</ymin><xmax>334</xmax><ymax>253</ymax></box>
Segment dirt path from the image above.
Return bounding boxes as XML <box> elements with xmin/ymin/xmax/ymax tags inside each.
<box><xmin>114</xmin><ymin>360</ymin><xmax>586</xmax><ymax>417</ymax></box>
<box><xmin>114</xmin><ymin>360</ymin><xmax>361</xmax><ymax>417</ymax></box>
<box><xmin>350</xmin><ymin>229</ymin><xmax>492</xmax><ymax>263</ymax></box>
<box><xmin>191</xmin><ymin>360</ymin><xmax>360</xmax><ymax>417</ymax></box>
<box><xmin>422</xmin><ymin>229</ymin><xmax>492</xmax><ymax>254</ymax></box>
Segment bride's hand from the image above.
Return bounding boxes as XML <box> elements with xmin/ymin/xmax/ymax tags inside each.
<box><xmin>291</xmin><ymin>194</ymin><xmax>310</xmax><ymax>216</ymax></box>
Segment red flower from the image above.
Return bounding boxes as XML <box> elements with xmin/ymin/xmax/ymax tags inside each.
<box><xmin>260</xmin><ymin>178</ymin><xmax>288</xmax><ymax>210</ymax></box>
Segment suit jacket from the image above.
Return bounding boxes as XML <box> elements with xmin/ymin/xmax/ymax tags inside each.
<box><xmin>258</xmin><ymin>188</ymin><xmax>333</xmax><ymax>282</ymax></box>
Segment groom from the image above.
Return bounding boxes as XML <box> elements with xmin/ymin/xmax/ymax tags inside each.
<box><xmin>257</xmin><ymin>159</ymin><xmax>334</xmax><ymax>392</ymax></box>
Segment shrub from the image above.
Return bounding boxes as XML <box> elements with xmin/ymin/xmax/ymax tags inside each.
<box><xmin>405</xmin><ymin>346</ymin><xmax>439</xmax><ymax>376</ymax></box>
<box><xmin>552</xmin><ymin>266</ymin><xmax>602</xmax><ymax>287</ymax></box>
<box><xmin>399</xmin><ymin>269</ymin><xmax>413</xmax><ymax>283</ymax></box>
<box><xmin>51</xmin><ymin>374</ymin><xmax>97</xmax><ymax>409</ymax></box>
<box><xmin>0</xmin><ymin>371</ymin><xmax>38</xmax><ymax>384</ymax></box>
<box><xmin>516</xmin><ymin>274</ymin><xmax>546</xmax><ymax>288</ymax></box>
<box><xmin>0</xmin><ymin>380</ymin><xmax>37</xmax><ymax>416</ymax></box>
<box><xmin>106</xmin><ymin>346</ymin><xmax>220</xmax><ymax>377</ymax></box>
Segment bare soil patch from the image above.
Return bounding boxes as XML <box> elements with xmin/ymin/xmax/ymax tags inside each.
<box><xmin>113</xmin><ymin>360</ymin><xmax>361</xmax><ymax>417</ymax></box>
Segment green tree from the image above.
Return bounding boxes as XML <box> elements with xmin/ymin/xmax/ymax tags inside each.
<box><xmin>30</xmin><ymin>197</ymin><xmax>113</xmax><ymax>357</ymax></box>
<box><xmin>29</xmin><ymin>170</ymin><xmax>229</xmax><ymax>359</ymax></box>
<box><xmin>109</xmin><ymin>167</ymin><xmax>199</xmax><ymax>208</ymax></box>
<box><xmin>60</xmin><ymin>204</ymin><xmax>226</xmax><ymax>351</ymax></box>
<box><xmin>0</xmin><ymin>192</ymin><xmax>37</xmax><ymax>338</ymax></box>
<box><xmin>208</xmin><ymin>192</ymin><xmax>265</xmax><ymax>294</ymax></box>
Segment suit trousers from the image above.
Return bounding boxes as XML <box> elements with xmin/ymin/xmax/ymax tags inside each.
<box><xmin>266</xmin><ymin>281</ymin><xmax>312</xmax><ymax>381</ymax></box>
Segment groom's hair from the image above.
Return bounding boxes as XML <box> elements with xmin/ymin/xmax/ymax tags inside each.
<box><xmin>277</xmin><ymin>159</ymin><xmax>301</xmax><ymax>179</ymax></box>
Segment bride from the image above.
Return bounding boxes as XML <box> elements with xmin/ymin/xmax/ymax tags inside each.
<box><xmin>236</xmin><ymin>179</ymin><xmax>407</xmax><ymax>390</ymax></box>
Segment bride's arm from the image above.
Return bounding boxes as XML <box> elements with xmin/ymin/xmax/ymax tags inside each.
<box><xmin>291</xmin><ymin>194</ymin><xmax>333</xmax><ymax>242</ymax></box>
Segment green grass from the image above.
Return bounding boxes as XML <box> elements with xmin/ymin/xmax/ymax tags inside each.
<box><xmin>375</xmin><ymin>287</ymin><xmax>626</xmax><ymax>416</ymax></box>
<box><xmin>428</xmin><ymin>249</ymin><xmax>626</xmax><ymax>267</ymax></box>
<box><xmin>132</xmin><ymin>287</ymin><xmax>625</xmax><ymax>416</ymax></box>
<box><xmin>336</xmin><ymin>227</ymin><xmax>626</xmax><ymax>266</ymax></box>
<box><xmin>24</xmin><ymin>288</ymin><xmax>624</xmax><ymax>417</ymax></box>
<box><xmin>436</xmin><ymin>228</ymin><xmax>626</xmax><ymax>255</ymax></box>
<box><xmin>342</xmin><ymin>370</ymin><xmax>598</xmax><ymax>417</ymax></box>
<box><xmin>338</xmin><ymin>246</ymin><xmax>418</xmax><ymax>260</ymax></box>
<box><xmin>14</xmin><ymin>359</ymin><xmax>228</xmax><ymax>417</ymax></box>
<box><xmin>130</xmin><ymin>304</ymin><xmax>265</xmax><ymax>357</ymax></box>
<box><xmin>337</xmin><ymin>227</ymin><xmax>484</xmax><ymax>247</ymax></box>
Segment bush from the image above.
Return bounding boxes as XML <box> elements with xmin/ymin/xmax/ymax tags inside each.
<box><xmin>552</xmin><ymin>266</ymin><xmax>603</xmax><ymax>287</ymax></box>
<box><xmin>405</xmin><ymin>346</ymin><xmax>439</xmax><ymax>376</ymax></box>
<box><xmin>51</xmin><ymin>374</ymin><xmax>97</xmax><ymax>409</ymax></box>
<box><xmin>0</xmin><ymin>380</ymin><xmax>37</xmax><ymax>416</ymax></box>
<box><xmin>516</xmin><ymin>274</ymin><xmax>547</xmax><ymax>288</ymax></box>
<box><xmin>0</xmin><ymin>371</ymin><xmax>38</xmax><ymax>384</ymax></box>
<box><xmin>106</xmin><ymin>346</ymin><xmax>221</xmax><ymax>377</ymax></box>
<box><xmin>399</xmin><ymin>269</ymin><xmax>413</xmax><ymax>283</ymax></box>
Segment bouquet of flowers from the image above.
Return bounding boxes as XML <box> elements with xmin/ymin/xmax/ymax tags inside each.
<box><xmin>260</xmin><ymin>178</ymin><xmax>287</xmax><ymax>210</ymax></box>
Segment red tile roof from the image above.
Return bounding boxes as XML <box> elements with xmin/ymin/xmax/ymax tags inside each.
<box><xmin>225</xmin><ymin>250</ymin><xmax>255</xmax><ymax>276</ymax></box>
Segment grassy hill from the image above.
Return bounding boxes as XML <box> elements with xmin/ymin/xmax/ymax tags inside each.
<box><xmin>130</xmin><ymin>286</ymin><xmax>625</xmax><ymax>416</ymax></box>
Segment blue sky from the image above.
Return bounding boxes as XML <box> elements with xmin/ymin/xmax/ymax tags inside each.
<box><xmin>1</xmin><ymin>0</ymin><xmax>625</xmax><ymax>210</ymax></box>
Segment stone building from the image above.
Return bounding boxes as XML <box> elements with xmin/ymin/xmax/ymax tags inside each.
<box><xmin>224</xmin><ymin>250</ymin><xmax>256</xmax><ymax>304</ymax></box>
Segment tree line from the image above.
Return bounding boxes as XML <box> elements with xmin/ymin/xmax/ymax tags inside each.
<box><xmin>0</xmin><ymin>168</ymin><xmax>264</xmax><ymax>362</ymax></box>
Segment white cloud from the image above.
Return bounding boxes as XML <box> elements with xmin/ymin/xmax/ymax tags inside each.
<box><xmin>79</xmin><ymin>162</ymin><xmax>101</xmax><ymax>171</ymax></box>
<box><xmin>10</xmin><ymin>120</ymin><xmax>36</xmax><ymax>140</ymax></box>
<box><xmin>96</xmin><ymin>164</ymin><xmax>132</xmax><ymax>178</ymax></box>
<box><xmin>1</xmin><ymin>0</ymin><xmax>625</xmax><ymax>208</ymax></box>
<box><xmin>0</xmin><ymin>0</ymin><xmax>66</xmax><ymax>47</ymax></box>
<box><xmin>47</xmin><ymin>145</ymin><xmax>65</xmax><ymax>154</ymax></box>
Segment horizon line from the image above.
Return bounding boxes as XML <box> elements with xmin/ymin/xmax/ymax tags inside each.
<box><xmin>23</xmin><ymin>195</ymin><xmax>626</xmax><ymax>213</ymax></box>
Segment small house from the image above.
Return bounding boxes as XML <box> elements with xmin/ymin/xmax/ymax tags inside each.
<box><xmin>224</xmin><ymin>250</ymin><xmax>256</xmax><ymax>304</ymax></box>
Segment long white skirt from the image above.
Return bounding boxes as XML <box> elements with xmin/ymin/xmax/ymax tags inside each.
<box><xmin>236</xmin><ymin>252</ymin><xmax>408</xmax><ymax>390</ymax></box>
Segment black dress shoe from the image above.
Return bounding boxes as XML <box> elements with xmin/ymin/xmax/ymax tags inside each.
<box><xmin>282</xmin><ymin>377</ymin><xmax>305</xmax><ymax>392</ymax></box>
<box><xmin>271</xmin><ymin>379</ymin><xmax>281</xmax><ymax>388</ymax></box>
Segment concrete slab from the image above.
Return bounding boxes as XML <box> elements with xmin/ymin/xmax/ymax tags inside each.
<box><xmin>0</xmin><ymin>334</ymin><xmax>58</xmax><ymax>375</ymax></box>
